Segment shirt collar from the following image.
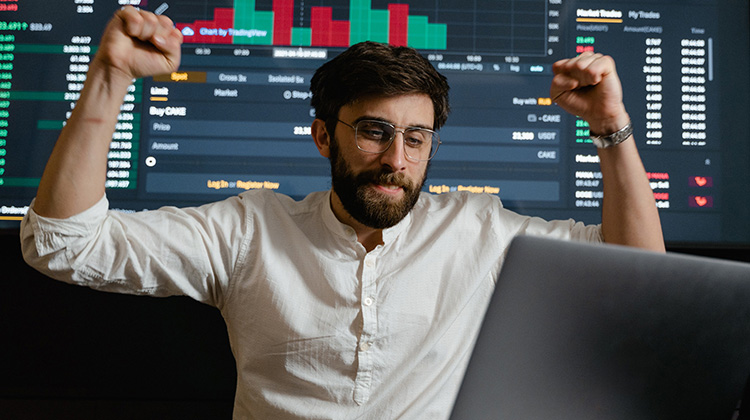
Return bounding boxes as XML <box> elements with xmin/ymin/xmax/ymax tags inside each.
<box><xmin>319</xmin><ymin>189</ymin><xmax>413</xmax><ymax>246</ymax></box>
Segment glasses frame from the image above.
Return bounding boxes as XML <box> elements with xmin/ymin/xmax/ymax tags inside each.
<box><xmin>336</xmin><ymin>119</ymin><xmax>441</xmax><ymax>162</ymax></box>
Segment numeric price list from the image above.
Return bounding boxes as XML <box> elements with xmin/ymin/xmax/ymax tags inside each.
<box><xmin>0</xmin><ymin>2</ymin><xmax>141</xmax><ymax>192</ymax></box>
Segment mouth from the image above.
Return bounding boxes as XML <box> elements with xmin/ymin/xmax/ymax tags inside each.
<box><xmin>372</xmin><ymin>182</ymin><xmax>404</xmax><ymax>195</ymax></box>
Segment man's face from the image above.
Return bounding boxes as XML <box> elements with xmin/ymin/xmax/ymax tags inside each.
<box><xmin>327</xmin><ymin>94</ymin><xmax>434</xmax><ymax>229</ymax></box>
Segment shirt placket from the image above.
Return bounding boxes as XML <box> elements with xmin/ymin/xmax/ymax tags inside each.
<box><xmin>352</xmin><ymin>248</ymin><xmax>380</xmax><ymax>405</ymax></box>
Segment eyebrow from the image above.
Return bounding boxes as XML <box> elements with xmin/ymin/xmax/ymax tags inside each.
<box><xmin>352</xmin><ymin>115</ymin><xmax>434</xmax><ymax>130</ymax></box>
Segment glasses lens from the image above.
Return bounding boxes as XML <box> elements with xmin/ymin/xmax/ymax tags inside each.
<box><xmin>355</xmin><ymin>120</ymin><xmax>395</xmax><ymax>152</ymax></box>
<box><xmin>403</xmin><ymin>128</ymin><xmax>438</xmax><ymax>161</ymax></box>
<box><xmin>354</xmin><ymin>120</ymin><xmax>440</xmax><ymax>161</ymax></box>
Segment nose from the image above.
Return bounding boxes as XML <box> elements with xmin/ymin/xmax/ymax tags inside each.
<box><xmin>379</xmin><ymin>131</ymin><xmax>409</xmax><ymax>171</ymax></box>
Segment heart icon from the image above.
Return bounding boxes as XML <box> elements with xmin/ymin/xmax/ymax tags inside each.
<box><xmin>695</xmin><ymin>196</ymin><xmax>708</xmax><ymax>207</ymax></box>
<box><xmin>689</xmin><ymin>176</ymin><xmax>713</xmax><ymax>188</ymax></box>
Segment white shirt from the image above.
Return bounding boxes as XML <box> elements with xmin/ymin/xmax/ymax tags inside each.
<box><xmin>21</xmin><ymin>190</ymin><xmax>601</xmax><ymax>419</ymax></box>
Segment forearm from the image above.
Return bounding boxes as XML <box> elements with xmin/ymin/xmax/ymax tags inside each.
<box><xmin>551</xmin><ymin>52</ymin><xmax>665</xmax><ymax>251</ymax></box>
<box><xmin>598</xmin><ymin>132</ymin><xmax>665</xmax><ymax>252</ymax></box>
<box><xmin>32</xmin><ymin>7</ymin><xmax>182</xmax><ymax>219</ymax></box>
<box><xmin>33</xmin><ymin>64</ymin><xmax>134</xmax><ymax>218</ymax></box>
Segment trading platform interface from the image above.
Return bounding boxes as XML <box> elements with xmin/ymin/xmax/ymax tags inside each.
<box><xmin>1</xmin><ymin>0</ymin><xmax>748</xmax><ymax>246</ymax></box>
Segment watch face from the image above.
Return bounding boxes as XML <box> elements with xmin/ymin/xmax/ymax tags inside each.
<box><xmin>591</xmin><ymin>122</ymin><xmax>633</xmax><ymax>148</ymax></box>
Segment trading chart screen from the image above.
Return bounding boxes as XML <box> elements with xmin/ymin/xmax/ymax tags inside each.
<box><xmin>1</xmin><ymin>0</ymin><xmax>749</xmax><ymax>246</ymax></box>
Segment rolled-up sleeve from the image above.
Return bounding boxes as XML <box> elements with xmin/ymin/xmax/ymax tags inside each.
<box><xmin>494</xmin><ymin>204</ymin><xmax>603</xmax><ymax>244</ymax></box>
<box><xmin>20</xmin><ymin>194</ymin><xmax>249</xmax><ymax>308</ymax></box>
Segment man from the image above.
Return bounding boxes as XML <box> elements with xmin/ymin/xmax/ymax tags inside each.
<box><xmin>21</xmin><ymin>6</ymin><xmax>664</xmax><ymax>419</ymax></box>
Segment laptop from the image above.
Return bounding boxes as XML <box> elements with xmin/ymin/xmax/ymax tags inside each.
<box><xmin>450</xmin><ymin>236</ymin><xmax>750</xmax><ymax>420</ymax></box>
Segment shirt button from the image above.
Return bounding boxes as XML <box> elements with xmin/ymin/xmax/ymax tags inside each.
<box><xmin>364</xmin><ymin>297</ymin><xmax>374</xmax><ymax>306</ymax></box>
<box><xmin>359</xmin><ymin>342</ymin><xmax>371</xmax><ymax>352</ymax></box>
<box><xmin>365</xmin><ymin>259</ymin><xmax>375</xmax><ymax>268</ymax></box>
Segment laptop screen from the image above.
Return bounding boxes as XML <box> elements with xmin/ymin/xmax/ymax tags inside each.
<box><xmin>451</xmin><ymin>236</ymin><xmax>750</xmax><ymax>420</ymax></box>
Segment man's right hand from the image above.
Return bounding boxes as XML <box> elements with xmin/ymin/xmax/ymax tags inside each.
<box><xmin>93</xmin><ymin>6</ymin><xmax>183</xmax><ymax>84</ymax></box>
<box><xmin>32</xmin><ymin>7</ymin><xmax>182</xmax><ymax>219</ymax></box>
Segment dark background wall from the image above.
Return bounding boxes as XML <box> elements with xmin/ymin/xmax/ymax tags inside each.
<box><xmin>0</xmin><ymin>232</ymin><xmax>237</xmax><ymax>419</ymax></box>
<box><xmin>1</xmin><ymin>231</ymin><xmax>748</xmax><ymax>419</ymax></box>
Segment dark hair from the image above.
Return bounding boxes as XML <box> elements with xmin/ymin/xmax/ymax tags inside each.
<box><xmin>310</xmin><ymin>41</ymin><xmax>450</xmax><ymax>134</ymax></box>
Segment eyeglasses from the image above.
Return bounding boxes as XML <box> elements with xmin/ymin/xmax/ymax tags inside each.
<box><xmin>337</xmin><ymin>119</ymin><xmax>441</xmax><ymax>162</ymax></box>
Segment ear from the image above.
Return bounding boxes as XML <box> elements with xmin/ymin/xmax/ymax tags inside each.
<box><xmin>311</xmin><ymin>118</ymin><xmax>331</xmax><ymax>158</ymax></box>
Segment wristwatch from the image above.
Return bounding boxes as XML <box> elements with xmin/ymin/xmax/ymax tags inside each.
<box><xmin>589</xmin><ymin>121</ymin><xmax>633</xmax><ymax>148</ymax></box>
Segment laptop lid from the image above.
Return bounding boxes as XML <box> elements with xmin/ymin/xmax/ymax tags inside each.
<box><xmin>450</xmin><ymin>236</ymin><xmax>750</xmax><ymax>420</ymax></box>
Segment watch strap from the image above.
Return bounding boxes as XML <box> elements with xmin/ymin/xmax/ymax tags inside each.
<box><xmin>590</xmin><ymin>121</ymin><xmax>633</xmax><ymax>148</ymax></box>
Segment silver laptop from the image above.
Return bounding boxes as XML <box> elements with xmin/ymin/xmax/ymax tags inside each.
<box><xmin>450</xmin><ymin>236</ymin><xmax>750</xmax><ymax>420</ymax></box>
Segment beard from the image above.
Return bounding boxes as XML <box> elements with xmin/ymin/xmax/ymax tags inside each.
<box><xmin>329</xmin><ymin>139</ymin><xmax>426</xmax><ymax>229</ymax></box>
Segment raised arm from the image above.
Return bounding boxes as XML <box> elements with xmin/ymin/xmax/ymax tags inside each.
<box><xmin>33</xmin><ymin>6</ymin><xmax>182</xmax><ymax>218</ymax></box>
<box><xmin>551</xmin><ymin>52</ymin><xmax>665</xmax><ymax>252</ymax></box>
